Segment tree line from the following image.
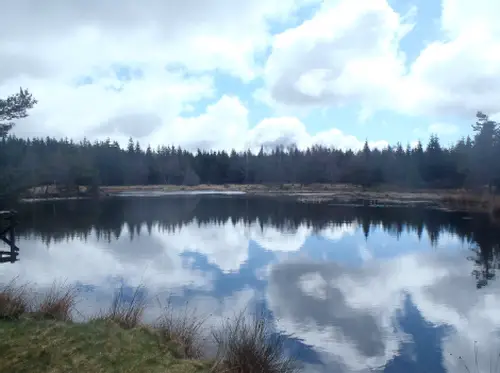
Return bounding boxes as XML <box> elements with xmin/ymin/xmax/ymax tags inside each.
<box><xmin>1</xmin><ymin>89</ymin><xmax>500</xmax><ymax>196</ymax></box>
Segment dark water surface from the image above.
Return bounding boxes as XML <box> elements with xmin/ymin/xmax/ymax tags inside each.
<box><xmin>2</xmin><ymin>195</ymin><xmax>500</xmax><ymax>373</ymax></box>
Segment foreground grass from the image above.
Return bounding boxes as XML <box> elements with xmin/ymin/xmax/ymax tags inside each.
<box><xmin>0</xmin><ymin>319</ymin><xmax>209</xmax><ymax>373</ymax></box>
<box><xmin>0</xmin><ymin>281</ymin><xmax>298</xmax><ymax>373</ymax></box>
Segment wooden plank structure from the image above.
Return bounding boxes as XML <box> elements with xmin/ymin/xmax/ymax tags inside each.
<box><xmin>0</xmin><ymin>210</ymin><xmax>19</xmax><ymax>263</ymax></box>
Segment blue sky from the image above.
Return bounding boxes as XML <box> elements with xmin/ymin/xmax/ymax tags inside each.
<box><xmin>2</xmin><ymin>0</ymin><xmax>497</xmax><ymax>150</ymax></box>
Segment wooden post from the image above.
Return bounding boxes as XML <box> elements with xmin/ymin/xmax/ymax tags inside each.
<box><xmin>0</xmin><ymin>210</ymin><xmax>20</xmax><ymax>263</ymax></box>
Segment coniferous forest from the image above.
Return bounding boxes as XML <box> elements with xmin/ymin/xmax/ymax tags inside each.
<box><xmin>1</xmin><ymin>89</ymin><xmax>500</xmax><ymax>197</ymax></box>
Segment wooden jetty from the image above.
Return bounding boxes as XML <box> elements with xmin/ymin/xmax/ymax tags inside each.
<box><xmin>0</xmin><ymin>210</ymin><xmax>19</xmax><ymax>263</ymax></box>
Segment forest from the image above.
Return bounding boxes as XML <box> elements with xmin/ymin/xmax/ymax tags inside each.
<box><xmin>1</xmin><ymin>89</ymin><xmax>500</xmax><ymax>197</ymax></box>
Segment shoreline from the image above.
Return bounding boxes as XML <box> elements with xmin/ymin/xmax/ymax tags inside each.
<box><xmin>100</xmin><ymin>183</ymin><xmax>499</xmax><ymax>214</ymax></box>
<box><xmin>18</xmin><ymin>183</ymin><xmax>499</xmax><ymax>216</ymax></box>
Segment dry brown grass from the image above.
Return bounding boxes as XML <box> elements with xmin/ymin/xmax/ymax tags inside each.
<box><xmin>1</xmin><ymin>281</ymin><xmax>79</xmax><ymax>322</ymax></box>
<box><xmin>95</xmin><ymin>285</ymin><xmax>146</xmax><ymax>329</ymax></box>
<box><xmin>0</xmin><ymin>279</ymin><xmax>30</xmax><ymax>320</ymax></box>
<box><xmin>155</xmin><ymin>299</ymin><xmax>207</xmax><ymax>359</ymax></box>
<box><xmin>34</xmin><ymin>283</ymin><xmax>78</xmax><ymax>321</ymax></box>
<box><xmin>212</xmin><ymin>312</ymin><xmax>298</xmax><ymax>373</ymax></box>
<box><xmin>441</xmin><ymin>190</ymin><xmax>500</xmax><ymax>213</ymax></box>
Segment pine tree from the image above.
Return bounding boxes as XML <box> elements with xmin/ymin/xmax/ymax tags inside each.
<box><xmin>0</xmin><ymin>88</ymin><xmax>37</xmax><ymax>138</ymax></box>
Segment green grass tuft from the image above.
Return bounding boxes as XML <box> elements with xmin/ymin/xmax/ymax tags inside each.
<box><xmin>93</xmin><ymin>285</ymin><xmax>146</xmax><ymax>329</ymax></box>
<box><xmin>155</xmin><ymin>299</ymin><xmax>207</xmax><ymax>359</ymax></box>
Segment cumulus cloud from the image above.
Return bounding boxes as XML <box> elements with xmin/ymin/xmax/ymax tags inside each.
<box><xmin>263</xmin><ymin>0</ymin><xmax>500</xmax><ymax>118</ymax></box>
<box><xmin>1</xmin><ymin>0</ymin><xmax>315</xmax><ymax>83</ymax></box>
<box><xmin>7</xmin><ymin>0</ymin><xmax>499</xmax><ymax>151</ymax></box>
<box><xmin>413</xmin><ymin>122</ymin><xmax>459</xmax><ymax>139</ymax></box>
<box><xmin>263</xmin><ymin>0</ymin><xmax>412</xmax><ymax>110</ymax></box>
<box><xmin>248</xmin><ymin>117</ymin><xmax>388</xmax><ymax>151</ymax></box>
<box><xmin>0</xmin><ymin>0</ymin><xmax>391</xmax><ymax>152</ymax></box>
<box><xmin>401</xmin><ymin>26</ymin><xmax>500</xmax><ymax>117</ymax></box>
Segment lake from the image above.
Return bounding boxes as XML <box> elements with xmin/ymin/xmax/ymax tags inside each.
<box><xmin>2</xmin><ymin>194</ymin><xmax>500</xmax><ymax>373</ymax></box>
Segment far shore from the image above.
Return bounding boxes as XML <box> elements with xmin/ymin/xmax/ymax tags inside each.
<box><xmin>18</xmin><ymin>183</ymin><xmax>500</xmax><ymax>216</ymax></box>
<box><xmin>101</xmin><ymin>183</ymin><xmax>500</xmax><ymax>215</ymax></box>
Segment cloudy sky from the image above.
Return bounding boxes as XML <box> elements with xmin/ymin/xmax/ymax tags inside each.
<box><xmin>1</xmin><ymin>0</ymin><xmax>498</xmax><ymax>151</ymax></box>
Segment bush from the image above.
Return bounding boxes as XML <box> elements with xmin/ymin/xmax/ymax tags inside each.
<box><xmin>0</xmin><ymin>279</ymin><xmax>30</xmax><ymax>320</ymax></box>
<box><xmin>155</xmin><ymin>299</ymin><xmax>206</xmax><ymax>359</ymax></box>
<box><xmin>212</xmin><ymin>312</ymin><xmax>298</xmax><ymax>373</ymax></box>
<box><xmin>34</xmin><ymin>283</ymin><xmax>77</xmax><ymax>321</ymax></box>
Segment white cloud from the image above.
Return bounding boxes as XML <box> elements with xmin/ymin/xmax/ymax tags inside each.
<box><xmin>151</xmin><ymin>95</ymin><xmax>249</xmax><ymax>151</ymax></box>
<box><xmin>2</xmin><ymin>70</ymin><xmax>215</xmax><ymax>140</ymax></box>
<box><xmin>401</xmin><ymin>26</ymin><xmax>500</xmax><ymax>117</ymax></box>
<box><xmin>311</xmin><ymin>128</ymin><xmax>388</xmax><ymax>150</ymax></box>
<box><xmin>3</xmin><ymin>0</ymin><xmax>383</xmax><ymax>152</ymax></box>
<box><xmin>248</xmin><ymin>117</ymin><xmax>387</xmax><ymax>151</ymax></box>
<box><xmin>262</xmin><ymin>0</ymin><xmax>500</xmax><ymax>118</ymax></box>
<box><xmin>262</xmin><ymin>0</ymin><xmax>412</xmax><ymax>110</ymax></box>
<box><xmin>1</xmin><ymin>0</ymin><xmax>317</xmax><ymax>83</ymax></box>
<box><xmin>413</xmin><ymin>122</ymin><xmax>459</xmax><ymax>138</ymax></box>
<box><xmin>428</xmin><ymin>123</ymin><xmax>459</xmax><ymax>135</ymax></box>
<box><xmin>8</xmin><ymin>0</ymin><xmax>500</xmax><ymax>149</ymax></box>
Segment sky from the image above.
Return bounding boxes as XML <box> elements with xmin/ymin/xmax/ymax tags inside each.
<box><xmin>1</xmin><ymin>0</ymin><xmax>499</xmax><ymax>152</ymax></box>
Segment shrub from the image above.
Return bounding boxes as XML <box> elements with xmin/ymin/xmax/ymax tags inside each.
<box><xmin>212</xmin><ymin>312</ymin><xmax>298</xmax><ymax>373</ymax></box>
<box><xmin>155</xmin><ymin>299</ymin><xmax>206</xmax><ymax>359</ymax></box>
<box><xmin>0</xmin><ymin>279</ymin><xmax>30</xmax><ymax>320</ymax></box>
<box><xmin>35</xmin><ymin>283</ymin><xmax>77</xmax><ymax>321</ymax></box>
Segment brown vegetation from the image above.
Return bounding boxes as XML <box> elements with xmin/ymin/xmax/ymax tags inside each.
<box><xmin>0</xmin><ymin>279</ymin><xmax>29</xmax><ymax>320</ymax></box>
<box><xmin>0</xmin><ymin>280</ymin><xmax>77</xmax><ymax>321</ymax></box>
<box><xmin>35</xmin><ymin>282</ymin><xmax>77</xmax><ymax>321</ymax></box>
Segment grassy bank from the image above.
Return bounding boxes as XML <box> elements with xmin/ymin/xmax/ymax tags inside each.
<box><xmin>1</xmin><ymin>319</ymin><xmax>209</xmax><ymax>373</ymax></box>
<box><xmin>0</xmin><ymin>281</ymin><xmax>297</xmax><ymax>373</ymax></box>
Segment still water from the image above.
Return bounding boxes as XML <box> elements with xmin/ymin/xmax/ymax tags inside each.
<box><xmin>2</xmin><ymin>195</ymin><xmax>500</xmax><ymax>373</ymax></box>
